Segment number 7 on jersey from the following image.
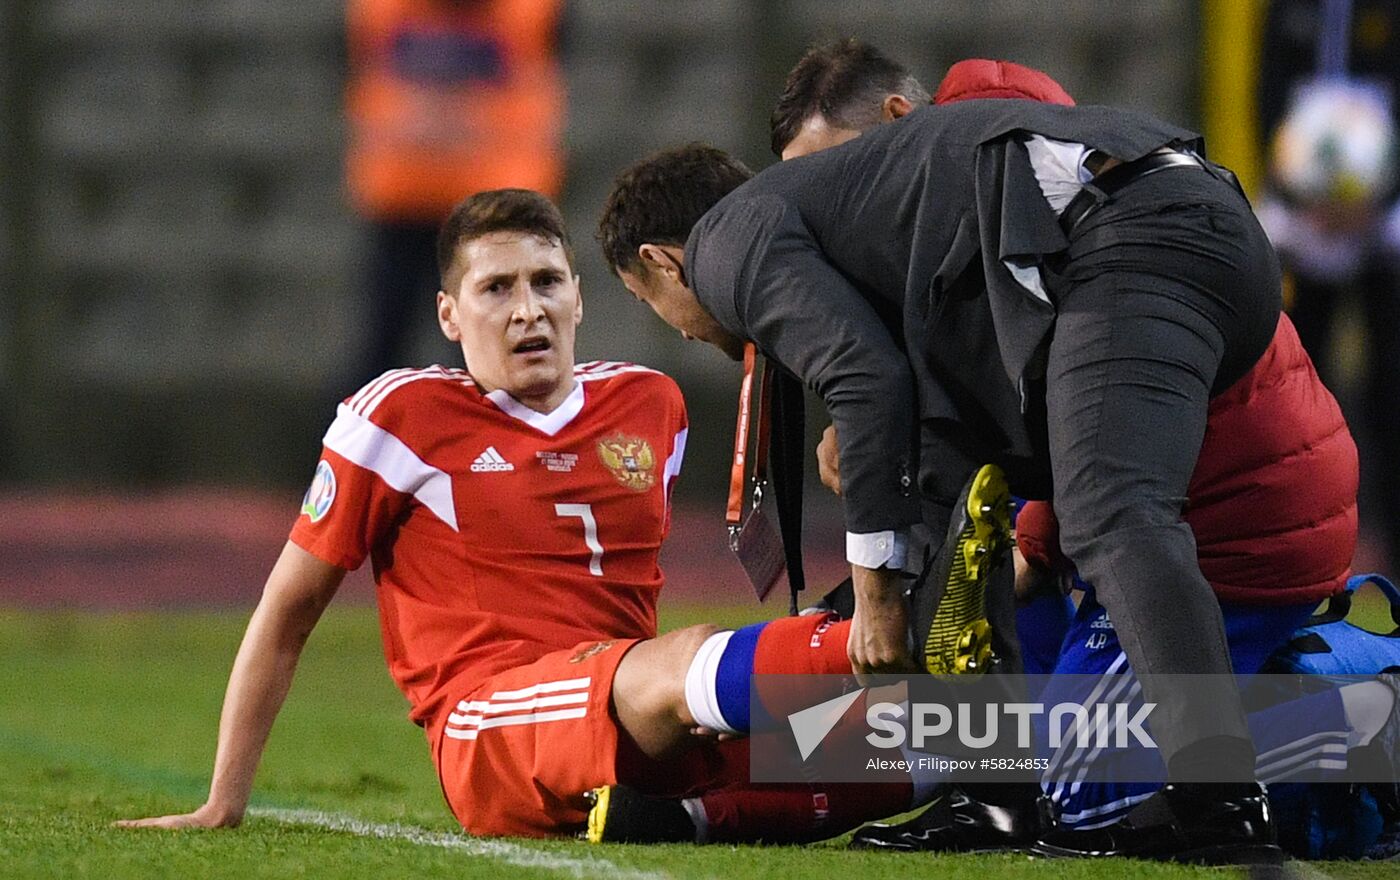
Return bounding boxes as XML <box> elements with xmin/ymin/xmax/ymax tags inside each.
<box><xmin>555</xmin><ymin>503</ymin><xmax>603</xmax><ymax>576</ymax></box>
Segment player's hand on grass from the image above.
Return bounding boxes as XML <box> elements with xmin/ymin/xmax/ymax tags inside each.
<box><xmin>816</xmin><ymin>424</ymin><xmax>842</xmax><ymax>496</ymax></box>
<box><xmin>114</xmin><ymin>802</ymin><xmax>243</xmax><ymax>830</ymax></box>
<box><xmin>848</xmin><ymin>567</ymin><xmax>919</xmax><ymax>676</ymax></box>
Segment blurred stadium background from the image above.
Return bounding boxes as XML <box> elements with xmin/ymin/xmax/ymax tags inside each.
<box><xmin>5</xmin><ymin>2</ymin><xmax>1400</xmax><ymax>875</ymax></box>
<box><xmin>0</xmin><ymin>0</ymin><xmax>1282</xmax><ymax>613</ymax></box>
<box><xmin>0</xmin><ymin>0</ymin><xmax>1390</xmax><ymax>600</ymax></box>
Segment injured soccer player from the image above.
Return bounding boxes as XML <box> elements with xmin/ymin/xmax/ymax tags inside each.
<box><xmin>113</xmin><ymin>188</ymin><xmax>998</xmax><ymax>844</ymax></box>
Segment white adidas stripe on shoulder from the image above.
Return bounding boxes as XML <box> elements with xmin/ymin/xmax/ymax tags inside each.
<box><xmin>350</xmin><ymin>366</ymin><xmax>474</xmax><ymax>417</ymax></box>
<box><xmin>575</xmin><ymin>360</ymin><xmax>634</xmax><ymax>373</ymax></box>
<box><xmin>576</xmin><ymin>363</ymin><xmax>661</xmax><ymax>382</ymax></box>
<box><xmin>323</xmin><ymin>403</ymin><xmax>459</xmax><ymax>531</ymax></box>
<box><xmin>348</xmin><ymin>368</ymin><xmax>416</xmax><ymax>411</ymax></box>
<box><xmin>349</xmin><ymin>366</ymin><xmax>472</xmax><ymax>415</ymax></box>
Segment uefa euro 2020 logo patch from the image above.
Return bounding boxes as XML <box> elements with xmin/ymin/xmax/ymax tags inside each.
<box><xmin>301</xmin><ymin>459</ymin><xmax>337</xmax><ymax>522</ymax></box>
<box><xmin>596</xmin><ymin>435</ymin><xmax>656</xmax><ymax>492</ymax></box>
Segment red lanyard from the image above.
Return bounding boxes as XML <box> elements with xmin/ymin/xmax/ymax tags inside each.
<box><xmin>727</xmin><ymin>343</ymin><xmax>773</xmax><ymax>529</ymax></box>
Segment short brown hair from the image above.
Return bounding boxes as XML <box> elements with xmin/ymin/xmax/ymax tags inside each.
<box><xmin>437</xmin><ymin>189</ymin><xmax>574</xmax><ymax>290</ymax></box>
<box><xmin>597</xmin><ymin>144</ymin><xmax>753</xmax><ymax>275</ymax></box>
<box><xmin>770</xmin><ymin>38</ymin><xmax>929</xmax><ymax>156</ymax></box>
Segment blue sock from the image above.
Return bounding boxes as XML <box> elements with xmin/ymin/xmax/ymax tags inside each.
<box><xmin>714</xmin><ymin>622</ymin><xmax>765</xmax><ymax>732</ymax></box>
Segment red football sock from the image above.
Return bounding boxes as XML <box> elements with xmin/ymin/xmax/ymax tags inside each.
<box><xmin>752</xmin><ymin>613</ymin><xmax>852</xmax><ymax>675</ymax></box>
<box><xmin>698</xmin><ymin>780</ymin><xmax>912</xmax><ymax>844</ymax></box>
<box><xmin>685</xmin><ymin>618</ymin><xmax>908</xmax><ymax>843</ymax></box>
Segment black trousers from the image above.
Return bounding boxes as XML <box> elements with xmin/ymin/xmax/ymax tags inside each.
<box><xmin>1039</xmin><ymin>166</ymin><xmax>1282</xmax><ymax>777</ymax></box>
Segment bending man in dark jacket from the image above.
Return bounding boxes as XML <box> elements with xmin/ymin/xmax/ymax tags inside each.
<box><xmin>764</xmin><ymin>42</ymin><xmax>1364</xmax><ymax>857</ymax></box>
<box><xmin>599</xmin><ymin>99</ymin><xmax>1287</xmax><ymax>862</ymax></box>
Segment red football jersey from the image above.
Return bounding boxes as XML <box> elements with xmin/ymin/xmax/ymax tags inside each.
<box><xmin>289</xmin><ymin>362</ymin><xmax>688</xmax><ymax>729</ymax></box>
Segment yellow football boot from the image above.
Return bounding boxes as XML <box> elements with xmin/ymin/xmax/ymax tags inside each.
<box><xmin>583</xmin><ymin>785</ymin><xmax>696</xmax><ymax>843</ymax></box>
<box><xmin>919</xmin><ymin>463</ymin><xmax>1012</xmax><ymax>676</ymax></box>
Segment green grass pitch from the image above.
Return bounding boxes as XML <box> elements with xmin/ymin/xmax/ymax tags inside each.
<box><xmin>0</xmin><ymin>602</ymin><xmax>1394</xmax><ymax>879</ymax></box>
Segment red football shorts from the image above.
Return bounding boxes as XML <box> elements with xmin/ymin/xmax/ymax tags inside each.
<box><xmin>434</xmin><ymin>637</ymin><xmax>639</xmax><ymax>837</ymax></box>
<box><xmin>434</xmin><ymin>638</ymin><xmax>747</xmax><ymax>837</ymax></box>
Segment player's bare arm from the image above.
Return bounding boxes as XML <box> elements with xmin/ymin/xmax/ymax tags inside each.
<box><xmin>115</xmin><ymin>542</ymin><xmax>345</xmax><ymax>829</ymax></box>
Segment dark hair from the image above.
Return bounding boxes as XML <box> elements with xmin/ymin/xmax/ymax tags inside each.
<box><xmin>597</xmin><ymin>143</ymin><xmax>753</xmax><ymax>275</ymax></box>
<box><xmin>769</xmin><ymin>38</ymin><xmax>929</xmax><ymax>156</ymax></box>
<box><xmin>436</xmin><ymin>189</ymin><xmax>574</xmax><ymax>290</ymax></box>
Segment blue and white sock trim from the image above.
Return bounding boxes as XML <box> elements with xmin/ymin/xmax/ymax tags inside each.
<box><xmin>682</xmin><ymin>623</ymin><xmax>765</xmax><ymax>736</ymax></box>
<box><xmin>684</xmin><ymin>631</ymin><xmax>737</xmax><ymax>734</ymax></box>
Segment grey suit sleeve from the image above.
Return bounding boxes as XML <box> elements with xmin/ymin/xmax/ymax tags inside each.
<box><xmin>694</xmin><ymin>195</ymin><xmax>922</xmax><ymax>535</ymax></box>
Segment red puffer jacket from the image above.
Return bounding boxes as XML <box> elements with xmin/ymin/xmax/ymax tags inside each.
<box><xmin>935</xmin><ymin>60</ymin><xmax>1358</xmax><ymax>605</ymax></box>
<box><xmin>1017</xmin><ymin>315</ymin><xmax>1357</xmax><ymax>605</ymax></box>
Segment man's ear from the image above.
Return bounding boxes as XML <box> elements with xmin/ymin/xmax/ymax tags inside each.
<box><xmin>637</xmin><ymin>243</ymin><xmax>684</xmax><ymax>282</ymax></box>
<box><xmin>436</xmin><ymin>290</ymin><xmax>461</xmax><ymax>342</ymax></box>
<box><xmin>883</xmin><ymin>94</ymin><xmax>915</xmax><ymax>121</ymax></box>
<box><xmin>573</xmin><ymin>276</ymin><xmax>583</xmax><ymax>326</ymax></box>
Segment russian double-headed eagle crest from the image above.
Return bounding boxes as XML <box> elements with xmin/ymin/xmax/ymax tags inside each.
<box><xmin>596</xmin><ymin>434</ymin><xmax>656</xmax><ymax>492</ymax></box>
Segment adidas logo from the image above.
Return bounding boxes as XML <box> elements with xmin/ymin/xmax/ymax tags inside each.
<box><xmin>470</xmin><ymin>446</ymin><xmax>515</xmax><ymax>473</ymax></box>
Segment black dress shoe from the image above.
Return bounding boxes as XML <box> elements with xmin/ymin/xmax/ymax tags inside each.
<box><xmin>1032</xmin><ymin>783</ymin><xmax>1283</xmax><ymax>865</ymax></box>
<box><xmin>850</xmin><ymin>784</ymin><xmax>1041</xmax><ymax>853</ymax></box>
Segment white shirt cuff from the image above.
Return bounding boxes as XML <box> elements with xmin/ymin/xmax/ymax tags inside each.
<box><xmin>846</xmin><ymin>529</ymin><xmax>908</xmax><ymax>569</ymax></box>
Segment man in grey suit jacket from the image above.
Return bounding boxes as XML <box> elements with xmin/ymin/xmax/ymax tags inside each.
<box><xmin>598</xmin><ymin>100</ymin><xmax>1283</xmax><ymax>863</ymax></box>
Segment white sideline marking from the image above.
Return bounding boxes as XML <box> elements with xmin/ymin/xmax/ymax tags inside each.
<box><xmin>252</xmin><ymin>808</ymin><xmax>671</xmax><ymax>879</ymax></box>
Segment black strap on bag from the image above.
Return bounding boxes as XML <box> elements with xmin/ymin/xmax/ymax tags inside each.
<box><xmin>767</xmin><ymin>370</ymin><xmax>807</xmax><ymax>612</ymax></box>
<box><xmin>726</xmin><ymin>347</ymin><xmax>808</xmax><ymax>615</ymax></box>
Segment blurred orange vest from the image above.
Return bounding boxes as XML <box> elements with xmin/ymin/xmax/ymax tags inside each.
<box><xmin>346</xmin><ymin>0</ymin><xmax>565</xmax><ymax>222</ymax></box>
